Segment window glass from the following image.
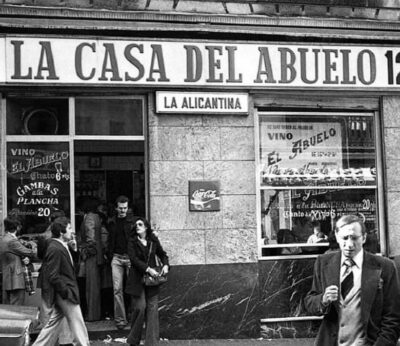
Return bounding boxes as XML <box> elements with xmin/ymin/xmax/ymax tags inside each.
<box><xmin>6</xmin><ymin>142</ymin><xmax>71</xmax><ymax>235</ymax></box>
<box><xmin>258</xmin><ymin>113</ymin><xmax>378</xmax><ymax>256</ymax></box>
<box><xmin>6</xmin><ymin>98</ymin><xmax>69</xmax><ymax>135</ymax></box>
<box><xmin>75</xmin><ymin>98</ymin><xmax>143</xmax><ymax>136</ymax></box>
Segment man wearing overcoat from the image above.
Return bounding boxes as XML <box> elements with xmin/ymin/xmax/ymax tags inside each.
<box><xmin>304</xmin><ymin>214</ymin><xmax>400</xmax><ymax>346</ymax></box>
<box><xmin>0</xmin><ymin>217</ymin><xmax>36</xmax><ymax>305</ymax></box>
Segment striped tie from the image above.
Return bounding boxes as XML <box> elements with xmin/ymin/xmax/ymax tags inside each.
<box><xmin>341</xmin><ymin>258</ymin><xmax>355</xmax><ymax>299</ymax></box>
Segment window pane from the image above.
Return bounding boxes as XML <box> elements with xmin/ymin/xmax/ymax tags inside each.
<box><xmin>259</xmin><ymin>114</ymin><xmax>376</xmax><ymax>188</ymax></box>
<box><xmin>261</xmin><ymin>188</ymin><xmax>379</xmax><ymax>256</ymax></box>
<box><xmin>75</xmin><ymin>98</ymin><xmax>143</xmax><ymax>136</ymax></box>
<box><xmin>6</xmin><ymin>98</ymin><xmax>69</xmax><ymax>135</ymax></box>
<box><xmin>258</xmin><ymin>113</ymin><xmax>380</xmax><ymax>257</ymax></box>
<box><xmin>6</xmin><ymin>142</ymin><xmax>71</xmax><ymax>235</ymax></box>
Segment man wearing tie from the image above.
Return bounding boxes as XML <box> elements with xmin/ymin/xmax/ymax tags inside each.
<box><xmin>305</xmin><ymin>214</ymin><xmax>400</xmax><ymax>346</ymax></box>
<box><xmin>33</xmin><ymin>217</ymin><xmax>89</xmax><ymax>346</ymax></box>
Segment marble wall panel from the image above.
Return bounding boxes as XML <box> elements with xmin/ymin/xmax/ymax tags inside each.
<box><xmin>220</xmin><ymin>127</ymin><xmax>255</xmax><ymax>161</ymax></box>
<box><xmin>385</xmin><ymin>159</ymin><xmax>400</xmax><ymax>191</ymax></box>
<box><xmin>203</xmin><ymin>160</ymin><xmax>256</xmax><ymax>195</ymax></box>
<box><xmin>149</xmin><ymin>161</ymin><xmax>204</xmax><ymax>195</ymax></box>
<box><xmin>258</xmin><ymin>259</ymin><xmax>315</xmax><ymax>318</ymax></box>
<box><xmin>159</xmin><ymin>263</ymin><xmax>260</xmax><ymax>339</ymax></box>
<box><xmin>202</xmin><ymin>112</ymin><xmax>254</xmax><ymax>127</ymax></box>
<box><xmin>205</xmin><ymin>228</ymin><xmax>257</xmax><ymax>264</ymax></box>
<box><xmin>386</xmin><ymin>192</ymin><xmax>400</xmax><ymax>225</ymax></box>
<box><xmin>222</xmin><ymin>195</ymin><xmax>257</xmax><ymax>229</ymax></box>
<box><xmin>384</xmin><ymin>128</ymin><xmax>400</xmax><ymax>161</ymax></box>
<box><xmin>149</xmin><ymin>126</ymin><xmax>190</xmax><ymax>161</ymax></box>
<box><xmin>261</xmin><ymin>320</ymin><xmax>320</xmax><ymax>339</ymax></box>
<box><xmin>150</xmin><ymin>195</ymin><xmax>223</xmax><ymax>231</ymax></box>
<box><xmin>150</xmin><ymin>126</ymin><xmax>222</xmax><ymax>161</ymax></box>
<box><xmin>159</xmin><ymin>229</ymin><xmax>206</xmax><ymax>265</ymax></box>
<box><xmin>382</xmin><ymin>96</ymin><xmax>400</xmax><ymax>128</ymax></box>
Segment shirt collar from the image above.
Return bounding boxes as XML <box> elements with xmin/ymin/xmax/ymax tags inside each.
<box><xmin>7</xmin><ymin>232</ymin><xmax>17</xmax><ymax>239</ymax></box>
<box><xmin>341</xmin><ymin>249</ymin><xmax>364</xmax><ymax>269</ymax></box>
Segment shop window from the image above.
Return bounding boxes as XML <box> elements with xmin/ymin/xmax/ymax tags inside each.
<box><xmin>4</xmin><ymin>96</ymin><xmax>145</xmax><ymax>237</ymax></box>
<box><xmin>75</xmin><ymin>98</ymin><xmax>143</xmax><ymax>136</ymax></box>
<box><xmin>6</xmin><ymin>98</ymin><xmax>69</xmax><ymax>135</ymax></box>
<box><xmin>6</xmin><ymin>142</ymin><xmax>71</xmax><ymax>234</ymax></box>
<box><xmin>258</xmin><ymin>112</ymin><xmax>380</xmax><ymax>258</ymax></box>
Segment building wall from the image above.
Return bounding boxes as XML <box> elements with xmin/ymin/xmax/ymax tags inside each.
<box><xmin>383</xmin><ymin>96</ymin><xmax>400</xmax><ymax>257</ymax></box>
<box><xmin>148</xmin><ymin>94</ymin><xmax>260</xmax><ymax>338</ymax></box>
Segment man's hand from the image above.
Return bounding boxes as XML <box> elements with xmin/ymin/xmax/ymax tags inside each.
<box><xmin>322</xmin><ymin>285</ymin><xmax>339</xmax><ymax>305</ymax></box>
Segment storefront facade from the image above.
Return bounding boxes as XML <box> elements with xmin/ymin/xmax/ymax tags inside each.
<box><xmin>1</xmin><ymin>0</ymin><xmax>400</xmax><ymax>340</ymax></box>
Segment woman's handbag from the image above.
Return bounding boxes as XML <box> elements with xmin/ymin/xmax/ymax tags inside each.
<box><xmin>143</xmin><ymin>242</ymin><xmax>168</xmax><ymax>287</ymax></box>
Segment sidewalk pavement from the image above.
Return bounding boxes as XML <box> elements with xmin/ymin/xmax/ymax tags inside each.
<box><xmin>89</xmin><ymin>338</ymin><xmax>315</xmax><ymax>346</ymax></box>
<box><xmin>83</xmin><ymin>321</ymin><xmax>314</xmax><ymax>346</ymax></box>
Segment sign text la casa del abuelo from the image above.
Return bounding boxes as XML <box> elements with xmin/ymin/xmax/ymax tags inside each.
<box><xmin>3</xmin><ymin>37</ymin><xmax>400</xmax><ymax>89</ymax></box>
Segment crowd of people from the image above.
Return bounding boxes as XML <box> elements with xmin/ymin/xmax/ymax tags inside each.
<box><xmin>0</xmin><ymin>195</ymin><xmax>170</xmax><ymax>346</ymax></box>
<box><xmin>2</xmin><ymin>205</ymin><xmax>400</xmax><ymax>346</ymax></box>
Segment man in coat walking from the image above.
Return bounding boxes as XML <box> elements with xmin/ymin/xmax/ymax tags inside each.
<box><xmin>0</xmin><ymin>217</ymin><xmax>36</xmax><ymax>305</ymax></box>
<box><xmin>33</xmin><ymin>216</ymin><xmax>89</xmax><ymax>346</ymax></box>
<box><xmin>304</xmin><ymin>214</ymin><xmax>400</xmax><ymax>346</ymax></box>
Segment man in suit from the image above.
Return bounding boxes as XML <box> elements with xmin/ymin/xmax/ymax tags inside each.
<box><xmin>0</xmin><ymin>217</ymin><xmax>36</xmax><ymax>305</ymax></box>
<box><xmin>304</xmin><ymin>214</ymin><xmax>400</xmax><ymax>346</ymax></box>
<box><xmin>33</xmin><ymin>216</ymin><xmax>89</xmax><ymax>346</ymax></box>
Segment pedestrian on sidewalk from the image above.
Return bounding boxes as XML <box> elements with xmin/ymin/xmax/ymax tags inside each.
<box><xmin>0</xmin><ymin>217</ymin><xmax>37</xmax><ymax>305</ymax></box>
<box><xmin>125</xmin><ymin>217</ymin><xmax>169</xmax><ymax>346</ymax></box>
<box><xmin>304</xmin><ymin>214</ymin><xmax>400</xmax><ymax>346</ymax></box>
<box><xmin>32</xmin><ymin>217</ymin><xmax>89</xmax><ymax>346</ymax></box>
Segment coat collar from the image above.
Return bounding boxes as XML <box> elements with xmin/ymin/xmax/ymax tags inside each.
<box><xmin>50</xmin><ymin>239</ymin><xmax>75</xmax><ymax>269</ymax></box>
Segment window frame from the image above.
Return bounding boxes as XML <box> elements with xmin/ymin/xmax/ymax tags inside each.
<box><xmin>255</xmin><ymin>110</ymin><xmax>386</xmax><ymax>260</ymax></box>
<box><xmin>1</xmin><ymin>95</ymin><xmax>147</xmax><ymax>233</ymax></box>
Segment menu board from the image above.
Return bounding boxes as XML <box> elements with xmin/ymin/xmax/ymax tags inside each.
<box><xmin>6</xmin><ymin>142</ymin><xmax>70</xmax><ymax>233</ymax></box>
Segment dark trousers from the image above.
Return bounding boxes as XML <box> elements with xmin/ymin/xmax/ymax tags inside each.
<box><xmin>127</xmin><ymin>288</ymin><xmax>159</xmax><ymax>346</ymax></box>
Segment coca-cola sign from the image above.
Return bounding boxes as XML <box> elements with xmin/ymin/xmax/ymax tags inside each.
<box><xmin>189</xmin><ymin>181</ymin><xmax>220</xmax><ymax>212</ymax></box>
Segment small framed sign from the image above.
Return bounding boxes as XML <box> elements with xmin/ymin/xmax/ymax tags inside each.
<box><xmin>189</xmin><ymin>180</ymin><xmax>220</xmax><ymax>212</ymax></box>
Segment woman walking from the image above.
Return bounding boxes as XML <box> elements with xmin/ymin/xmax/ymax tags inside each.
<box><xmin>125</xmin><ymin>217</ymin><xmax>169</xmax><ymax>346</ymax></box>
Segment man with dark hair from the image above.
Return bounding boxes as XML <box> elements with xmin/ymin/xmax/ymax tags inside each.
<box><xmin>33</xmin><ymin>217</ymin><xmax>89</xmax><ymax>346</ymax></box>
<box><xmin>107</xmin><ymin>195</ymin><xmax>136</xmax><ymax>329</ymax></box>
<box><xmin>305</xmin><ymin>214</ymin><xmax>400</xmax><ymax>346</ymax></box>
<box><xmin>0</xmin><ymin>217</ymin><xmax>36</xmax><ymax>305</ymax></box>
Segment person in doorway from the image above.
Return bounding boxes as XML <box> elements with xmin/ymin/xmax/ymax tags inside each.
<box><xmin>304</xmin><ymin>214</ymin><xmax>400</xmax><ymax>346</ymax></box>
<box><xmin>107</xmin><ymin>195</ymin><xmax>137</xmax><ymax>329</ymax></box>
<box><xmin>32</xmin><ymin>217</ymin><xmax>89</xmax><ymax>346</ymax></box>
<box><xmin>125</xmin><ymin>217</ymin><xmax>169</xmax><ymax>346</ymax></box>
<box><xmin>79</xmin><ymin>197</ymin><xmax>103</xmax><ymax>321</ymax></box>
<box><xmin>0</xmin><ymin>217</ymin><xmax>36</xmax><ymax>305</ymax></box>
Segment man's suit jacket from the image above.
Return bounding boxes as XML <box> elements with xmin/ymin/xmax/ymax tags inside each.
<box><xmin>0</xmin><ymin>233</ymin><xmax>35</xmax><ymax>291</ymax></box>
<box><xmin>38</xmin><ymin>239</ymin><xmax>80</xmax><ymax>306</ymax></box>
<box><xmin>304</xmin><ymin>250</ymin><xmax>400</xmax><ymax>346</ymax></box>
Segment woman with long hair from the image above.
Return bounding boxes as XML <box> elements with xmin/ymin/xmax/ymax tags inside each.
<box><xmin>125</xmin><ymin>217</ymin><xmax>169</xmax><ymax>346</ymax></box>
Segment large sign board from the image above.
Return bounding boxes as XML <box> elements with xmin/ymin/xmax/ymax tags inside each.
<box><xmin>1</xmin><ymin>37</ymin><xmax>400</xmax><ymax>89</ymax></box>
